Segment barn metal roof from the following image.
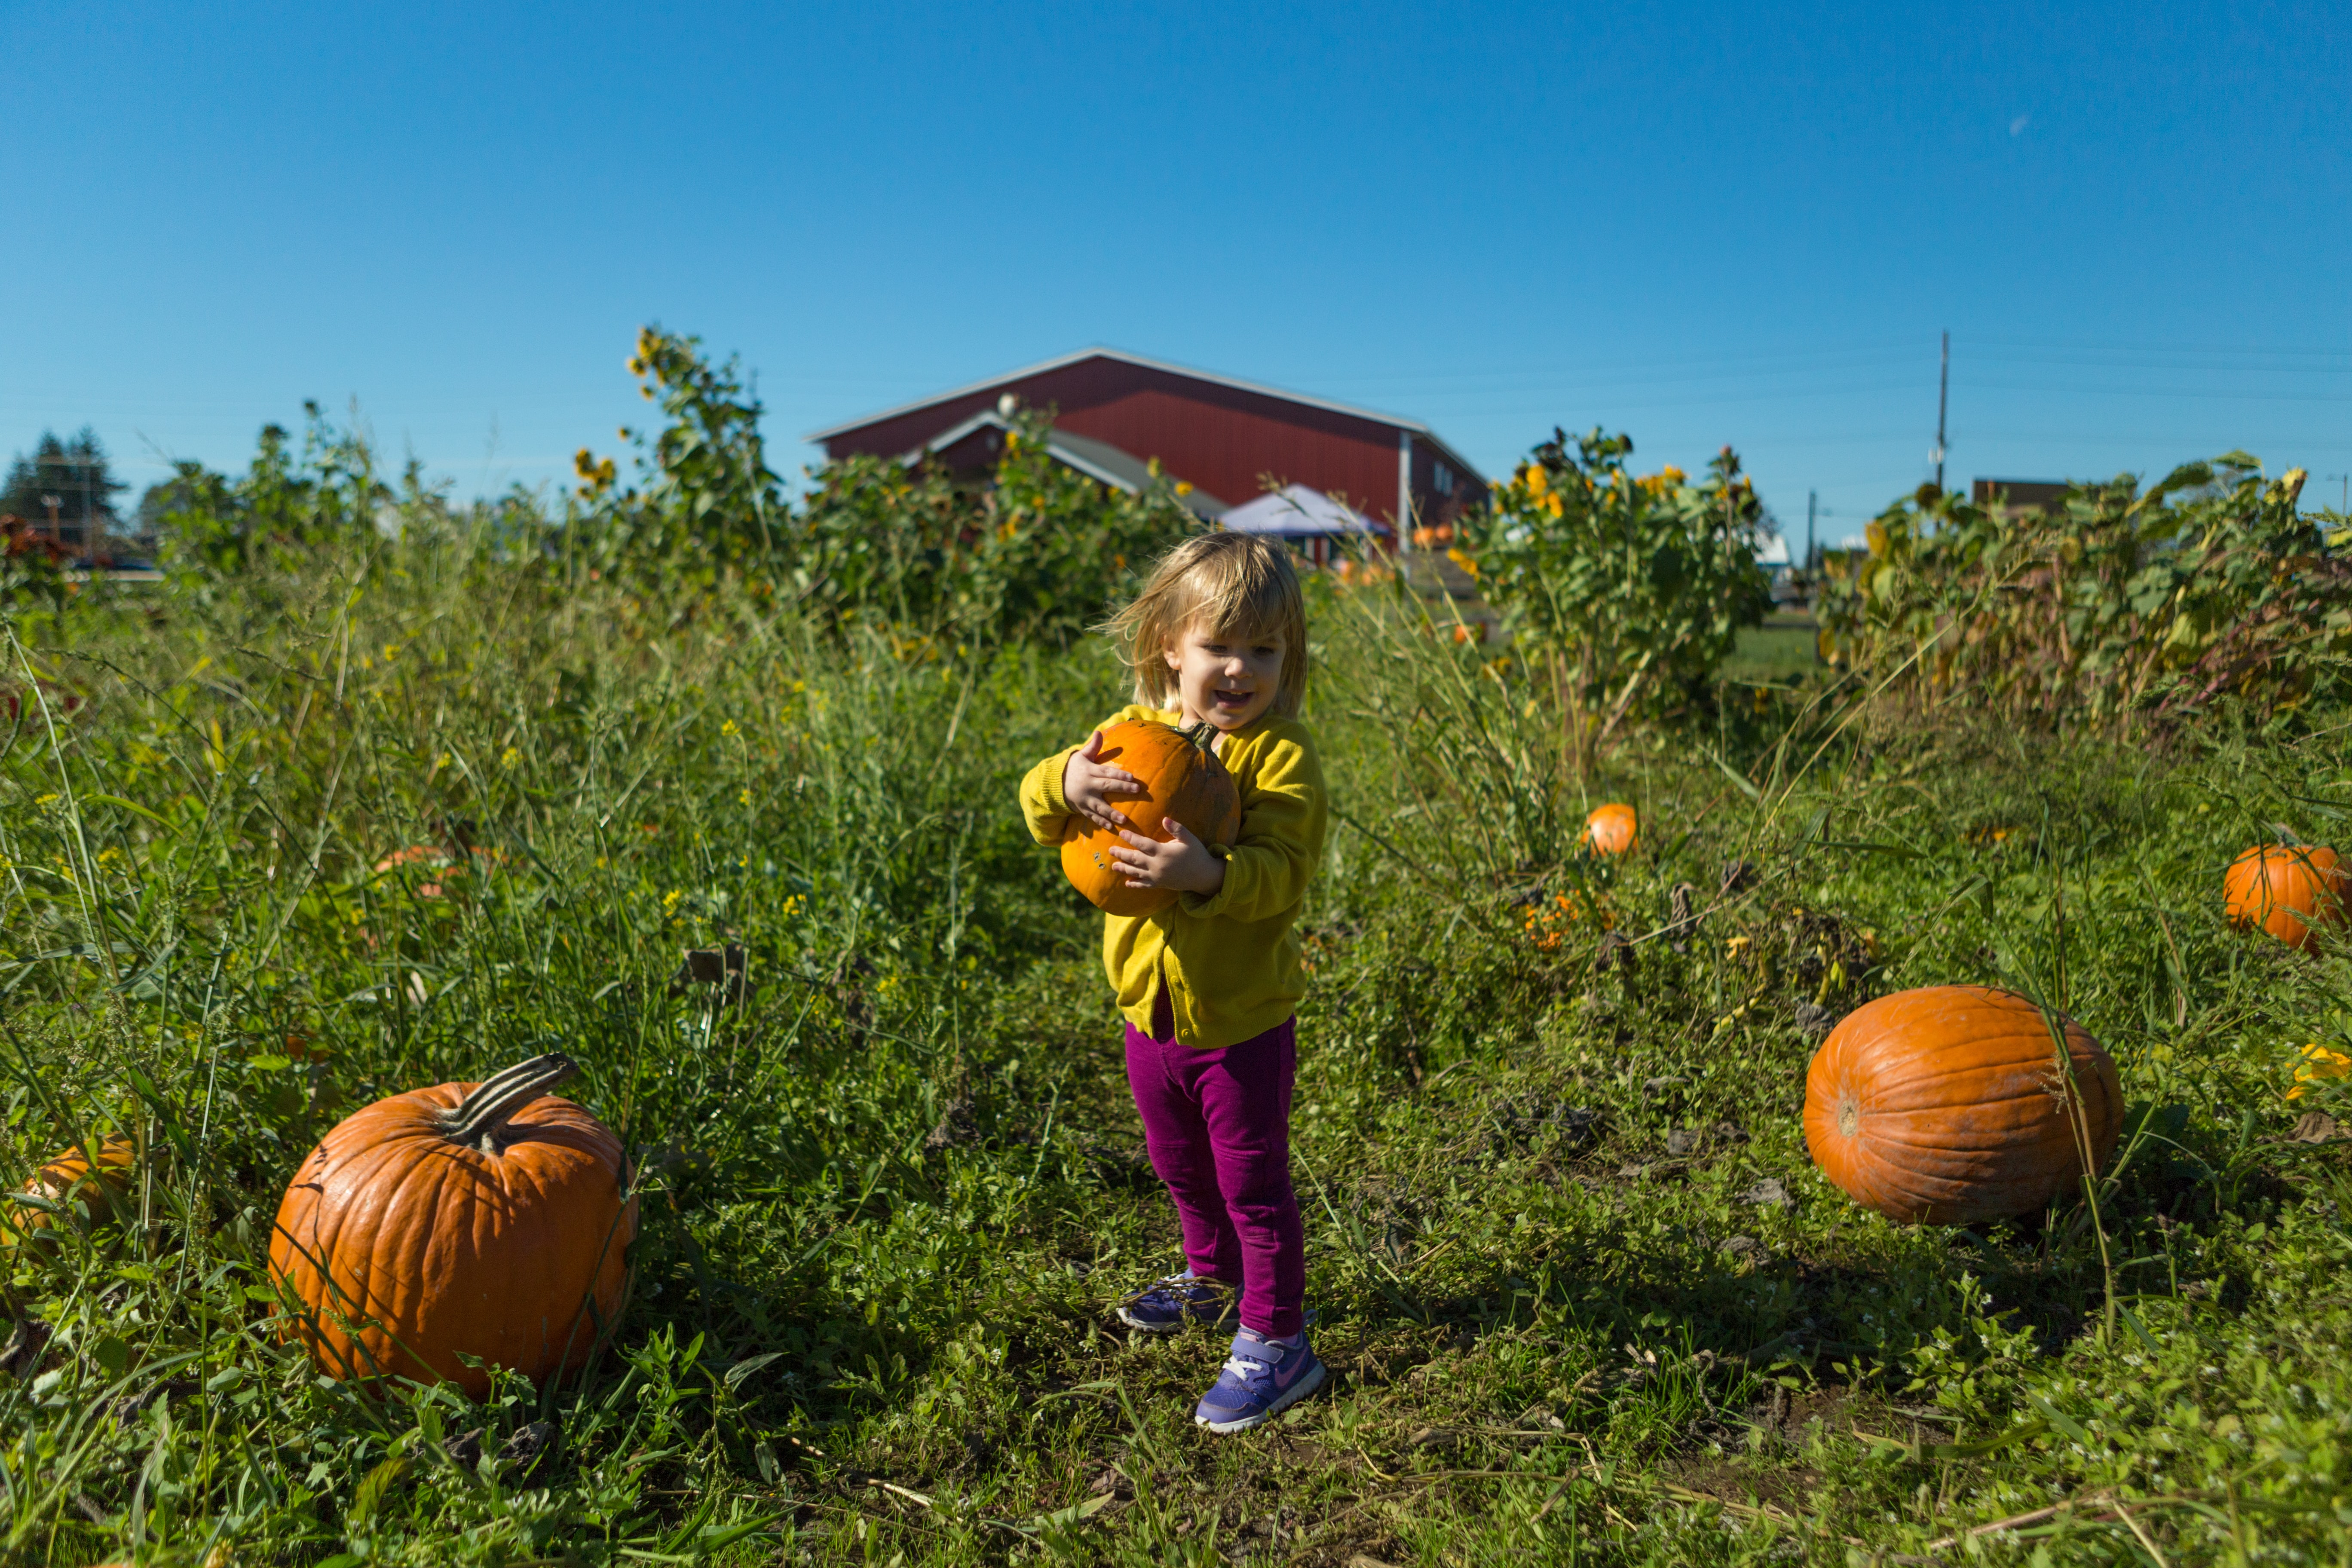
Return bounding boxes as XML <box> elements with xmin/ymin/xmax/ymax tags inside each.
<box><xmin>804</xmin><ymin>345</ymin><xmax>1486</xmax><ymax>484</ymax></box>
<box><xmin>911</xmin><ymin>410</ymin><xmax>1231</xmax><ymax>520</ymax></box>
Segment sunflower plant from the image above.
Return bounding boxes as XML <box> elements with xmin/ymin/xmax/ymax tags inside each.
<box><xmin>1462</xmin><ymin>428</ymin><xmax>1773</xmax><ymax>772</ymax></box>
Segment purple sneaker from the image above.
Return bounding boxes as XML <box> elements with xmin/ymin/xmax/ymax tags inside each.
<box><xmin>1115</xmin><ymin>1274</ymin><xmax>1235</xmax><ymax>1334</ymax></box>
<box><xmin>1193</xmin><ymin>1330</ymin><xmax>1326</xmax><ymax>1433</ymax></box>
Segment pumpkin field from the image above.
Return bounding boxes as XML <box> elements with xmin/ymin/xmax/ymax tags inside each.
<box><xmin>2</xmin><ymin>381</ymin><xmax>2350</xmax><ymax>1566</ymax></box>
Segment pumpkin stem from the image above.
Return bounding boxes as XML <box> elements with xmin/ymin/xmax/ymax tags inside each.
<box><xmin>1180</xmin><ymin>721</ymin><xmax>1218</xmax><ymax>754</ymax></box>
<box><xmin>439</xmin><ymin>1054</ymin><xmax>579</xmax><ymax>1153</ymax></box>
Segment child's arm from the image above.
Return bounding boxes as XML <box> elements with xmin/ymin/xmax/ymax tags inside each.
<box><xmin>1017</xmin><ymin>746</ymin><xmax>1083</xmax><ymax>847</ymax></box>
<box><xmin>1104</xmin><ymin>730</ymin><xmax>1328</xmax><ymax>903</ymax></box>
<box><xmin>1175</xmin><ymin>730</ymin><xmax>1327</xmax><ymax>921</ymax></box>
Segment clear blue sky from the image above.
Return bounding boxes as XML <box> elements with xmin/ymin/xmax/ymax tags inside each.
<box><xmin>6</xmin><ymin>0</ymin><xmax>2348</xmax><ymax>544</ymax></box>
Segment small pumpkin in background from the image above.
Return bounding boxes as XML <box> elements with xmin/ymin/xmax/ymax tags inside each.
<box><xmin>1583</xmin><ymin>802</ymin><xmax>1638</xmax><ymax>857</ymax></box>
<box><xmin>1804</xmin><ymin>986</ymin><xmax>2121</xmax><ymax>1226</ymax></box>
<box><xmin>1060</xmin><ymin>720</ymin><xmax>1242</xmax><ymax>917</ymax></box>
<box><xmin>375</xmin><ymin>844</ymin><xmax>462</xmax><ymax>899</ymax></box>
<box><xmin>2</xmin><ymin>1134</ymin><xmax>136</xmax><ymax>1250</ymax></box>
<box><xmin>374</xmin><ymin>842</ymin><xmax>506</xmax><ymax>900</ymax></box>
<box><xmin>269</xmin><ymin>1054</ymin><xmax>634</xmax><ymax>1398</ymax></box>
<box><xmin>2223</xmin><ymin>844</ymin><xmax>2349</xmax><ymax>950</ymax></box>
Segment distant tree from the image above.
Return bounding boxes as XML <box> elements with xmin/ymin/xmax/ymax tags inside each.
<box><xmin>0</xmin><ymin>428</ymin><xmax>126</xmax><ymax>550</ymax></box>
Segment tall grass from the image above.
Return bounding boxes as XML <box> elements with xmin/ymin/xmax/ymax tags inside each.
<box><xmin>0</xmin><ymin>528</ymin><xmax>2346</xmax><ymax>1565</ymax></box>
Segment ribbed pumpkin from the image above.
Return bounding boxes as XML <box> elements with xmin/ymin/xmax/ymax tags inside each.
<box><xmin>2</xmin><ymin>1134</ymin><xmax>135</xmax><ymax>1249</ymax></box>
<box><xmin>1804</xmin><ymin>986</ymin><xmax>2122</xmax><ymax>1226</ymax></box>
<box><xmin>1583</xmin><ymin>802</ymin><xmax>1638</xmax><ymax>857</ymax></box>
<box><xmin>2223</xmin><ymin>844</ymin><xmax>2349</xmax><ymax>950</ymax></box>
<box><xmin>1060</xmin><ymin>720</ymin><xmax>1242</xmax><ymax>917</ymax></box>
<box><xmin>269</xmin><ymin>1054</ymin><xmax>635</xmax><ymax>1397</ymax></box>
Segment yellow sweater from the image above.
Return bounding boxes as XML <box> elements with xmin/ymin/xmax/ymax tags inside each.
<box><xmin>1019</xmin><ymin>704</ymin><xmax>1328</xmax><ymax>1047</ymax></box>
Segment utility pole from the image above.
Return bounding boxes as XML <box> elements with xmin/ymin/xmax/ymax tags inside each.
<box><xmin>1806</xmin><ymin>490</ymin><xmax>1817</xmax><ymax>574</ymax></box>
<box><xmin>1932</xmin><ymin>330</ymin><xmax>1949</xmax><ymax>493</ymax></box>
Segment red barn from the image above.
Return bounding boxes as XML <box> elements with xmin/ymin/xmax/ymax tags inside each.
<box><xmin>803</xmin><ymin>347</ymin><xmax>1488</xmax><ymax>539</ymax></box>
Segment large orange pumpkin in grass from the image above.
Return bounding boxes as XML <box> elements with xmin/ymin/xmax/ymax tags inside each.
<box><xmin>1804</xmin><ymin>986</ymin><xmax>2122</xmax><ymax>1227</ymax></box>
<box><xmin>2223</xmin><ymin>845</ymin><xmax>2349</xmax><ymax>950</ymax></box>
<box><xmin>269</xmin><ymin>1054</ymin><xmax>634</xmax><ymax>1398</ymax></box>
<box><xmin>1060</xmin><ymin>720</ymin><xmax>1242</xmax><ymax>917</ymax></box>
<box><xmin>1583</xmin><ymin>802</ymin><xmax>1638</xmax><ymax>857</ymax></box>
<box><xmin>2</xmin><ymin>1134</ymin><xmax>135</xmax><ymax>1250</ymax></box>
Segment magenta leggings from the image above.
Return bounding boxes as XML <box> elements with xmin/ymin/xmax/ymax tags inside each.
<box><xmin>1124</xmin><ymin>1008</ymin><xmax>1305</xmax><ymax>1338</ymax></box>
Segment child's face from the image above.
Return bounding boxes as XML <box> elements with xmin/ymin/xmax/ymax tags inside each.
<box><xmin>1162</xmin><ymin>619</ymin><xmax>1285</xmax><ymax>732</ymax></box>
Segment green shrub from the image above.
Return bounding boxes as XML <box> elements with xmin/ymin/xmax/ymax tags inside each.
<box><xmin>1815</xmin><ymin>459</ymin><xmax>2352</xmax><ymax>726</ymax></box>
<box><xmin>153</xmin><ymin>406</ymin><xmax>396</xmax><ymax>582</ymax></box>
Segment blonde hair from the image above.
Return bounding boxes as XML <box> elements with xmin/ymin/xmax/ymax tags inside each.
<box><xmin>1103</xmin><ymin>533</ymin><xmax>1309</xmax><ymax>718</ymax></box>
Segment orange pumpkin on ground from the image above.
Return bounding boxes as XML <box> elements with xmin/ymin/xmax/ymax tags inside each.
<box><xmin>269</xmin><ymin>1054</ymin><xmax>635</xmax><ymax>1398</ymax></box>
<box><xmin>1804</xmin><ymin>986</ymin><xmax>2121</xmax><ymax>1227</ymax></box>
<box><xmin>375</xmin><ymin>844</ymin><xmax>462</xmax><ymax>899</ymax></box>
<box><xmin>375</xmin><ymin>844</ymin><xmax>508</xmax><ymax>900</ymax></box>
<box><xmin>1583</xmin><ymin>802</ymin><xmax>1638</xmax><ymax>857</ymax></box>
<box><xmin>2223</xmin><ymin>844</ymin><xmax>2349</xmax><ymax>950</ymax></box>
<box><xmin>1060</xmin><ymin>720</ymin><xmax>1243</xmax><ymax>918</ymax></box>
<box><xmin>2</xmin><ymin>1134</ymin><xmax>135</xmax><ymax>1249</ymax></box>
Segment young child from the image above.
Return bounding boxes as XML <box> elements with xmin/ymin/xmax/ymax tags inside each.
<box><xmin>1017</xmin><ymin>532</ymin><xmax>1328</xmax><ymax>1433</ymax></box>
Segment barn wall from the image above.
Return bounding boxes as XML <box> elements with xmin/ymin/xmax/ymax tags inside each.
<box><xmin>1409</xmin><ymin>438</ymin><xmax>1491</xmax><ymax>533</ymax></box>
<box><xmin>821</xmin><ymin>357</ymin><xmax>1439</xmax><ymax>527</ymax></box>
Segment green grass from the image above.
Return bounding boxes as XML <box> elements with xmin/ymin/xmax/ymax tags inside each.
<box><xmin>1720</xmin><ymin>614</ymin><xmax>1820</xmax><ymax>684</ymax></box>
<box><xmin>0</xmin><ymin>538</ymin><xmax>2348</xmax><ymax>1566</ymax></box>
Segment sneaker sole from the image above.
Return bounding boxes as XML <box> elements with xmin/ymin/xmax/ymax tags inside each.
<box><xmin>1194</xmin><ymin>1357</ymin><xmax>1327</xmax><ymax>1434</ymax></box>
<box><xmin>1114</xmin><ymin>1298</ymin><xmax>1237</xmax><ymax>1335</ymax></box>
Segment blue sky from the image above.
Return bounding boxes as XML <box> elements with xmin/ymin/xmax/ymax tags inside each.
<box><xmin>5</xmin><ymin>0</ymin><xmax>2348</xmax><ymax>545</ymax></box>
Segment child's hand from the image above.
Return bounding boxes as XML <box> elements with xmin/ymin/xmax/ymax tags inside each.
<box><xmin>1109</xmin><ymin>818</ymin><xmax>1227</xmax><ymax>896</ymax></box>
<box><xmin>1063</xmin><ymin>730</ymin><xmax>1146</xmax><ymax>832</ymax></box>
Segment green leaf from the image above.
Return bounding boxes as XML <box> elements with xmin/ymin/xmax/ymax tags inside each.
<box><xmin>724</xmin><ymin>1351</ymin><xmax>784</xmax><ymax>1390</ymax></box>
<box><xmin>79</xmin><ymin>793</ymin><xmax>176</xmax><ymax>830</ymax></box>
<box><xmin>350</xmin><ymin>1454</ymin><xmax>412</xmax><ymax>1523</ymax></box>
<box><xmin>2024</xmin><ymin>1393</ymin><xmax>2092</xmax><ymax>1446</ymax></box>
<box><xmin>1922</xmin><ymin>1420</ymin><xmax>2048</xmax><ymax>1459</ymax></box>
<box><xmin>1029</xmin><ymin>1491</ymin><xmax>1115</xmax><ymax>1530</ymax></box>
<box><xmin>2116</xmin><ymin>1302</ymin><xmax>2161</xmax><ymax>1356</ymax></box>
<box><xmin>1704</xmin><ymin>747</ymin><xmax>1761</xmax><ymax>800</ymax></box>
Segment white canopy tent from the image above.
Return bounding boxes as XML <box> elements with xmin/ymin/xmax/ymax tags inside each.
<box><xmin>1216</xmin><ymin>484</ymin><xmax>1381</xmax><ymax>540</ymax></box>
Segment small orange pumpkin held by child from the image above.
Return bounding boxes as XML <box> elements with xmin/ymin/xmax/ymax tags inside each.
<box><xmin>2</xmin><ymin>1134</ymin><xmax>136</xmax><ymax>1250</ymax></box>
<box><xmin>269</xmin><ymin>1054</ymin><xmax>635</xmax><ymax>1399</ymax></box>
<box><xmin>2223</xmin><ymin>844</ymin><xmax>2349</xmax><ymax>950</ymax></box>
<box><xmin>1583</xmin><ymin>802</ymin><xmax>1638</xmax><ymax>857</ymax></box>
<box><xmin>1804</xmin><ymin>986</ymin><xmax>2122</xmax><ymax>1227</ymax></box>
<box><xmin>1060</xmin><ymin>719</ymin><xmax>1243</xmax><ymax>918</ymax></box>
